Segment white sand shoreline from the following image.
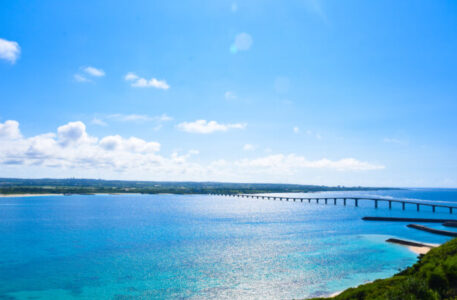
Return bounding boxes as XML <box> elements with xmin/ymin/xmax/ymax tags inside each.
<box><xmin>0</xmin><ymin>193</ymin><xmax>63</xmax><ymax>198</ymax></box>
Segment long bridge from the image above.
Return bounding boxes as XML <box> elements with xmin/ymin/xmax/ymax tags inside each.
<box><xmin>210</xmin><ymin>193</ymin><xmax>457</xmax><ymax>214</ymax></box>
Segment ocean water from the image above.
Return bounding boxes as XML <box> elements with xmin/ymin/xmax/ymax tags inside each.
<box><xmin>0</xmin><ymin>189</ymin><xmax>456</xmax><ymax>299</ymax></box>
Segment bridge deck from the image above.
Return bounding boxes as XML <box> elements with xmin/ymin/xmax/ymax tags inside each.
<box><xmin>210</xmin><ymin>193</ymin><xmax>457</xmax><ymax>214</ymax></box>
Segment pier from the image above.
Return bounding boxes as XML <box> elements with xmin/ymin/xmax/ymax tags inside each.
<box><xmin>210</xmin><ymin>193</ymin><xmax>457</xmax><ymax>214</ymax></box>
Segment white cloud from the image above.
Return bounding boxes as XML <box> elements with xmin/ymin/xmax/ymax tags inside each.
<box><xmin>177</xmin><ymin>120</ymin><xmax>247</xmax><ymax>134</ymax></box>
<box><xmin>90</xmin><ymin>113</ymin><xmax>172</xmax><ymax>130</ymax></box>
<box><xmin>100</xmin><ymin>135</ymin><xmax>160</xmax><ymax>153</ymax></box>
<box><xmin>74</xmin><ymin>74</ymin><xmax>90</xmax><ymax>82</ymax></box>
<box><xmin>83</xmin><ymin>66</ymin><xmax>105</xmax><ymax>77</ymax></box>
<box><xmin>124</xmin><ymin>72</ymin><xmax>138</xmax><ymax>81</ymax></box>
<box><xmin>125</xmin><ymin>72</ymin><xmax>169</xmax><ymax>90</ymax></box>
<box><xmin>243</xmin><ymin>144</ymin><xmax>255</xmax><ymax>151</ymax></box>
<box><xmin>293</xmin><ymin>126</ymin><xmax>300</xmax><ymax>134</ymax></box>
<box><xmin>0</xmin><ymin>38</ymin><xmax>20</xmax><ymax>63</ymax></box>
<box><xmin>0</xmin><ymin>120</ymin><xmax>385</xmax><ymax>182</ymax></box>
<box><xmin>0</xmin><ymin>120</ymin><xmax>163</xmax><ymax>171</ymax></box>
<box><xmin>74</xmin><ymin>66</ymin><xmax>105</xmax><ymax>83</ymax></box>
<box><xmin>0</xmin><ymin>120</ymin><xmax>21</xmax><ymax>139</ymax></box>
<box><xmin>91</xmin><ymin>118</ymin><xmax>108</xmax><ymax>126</ymax></box>
<box><xmin>224</xmin><ymin>91</ymin><xmax>237</xmax><ymax>100</ymax></box>
<box><xmin>107</xmin><ymin>114</ymin><xmax>153</xmax><ymax>123</ymax></box>
<box><xmin>230</xmin><ymin>33</ymin><xmax>253</xmax><ymax>53</ymax></box>
<box><xmin>57</xmin><ymin>121</ymin><xmax>94</xmax><ymax>146</ymax></box>
<box><xmin>235</xmin><ymin>155</ymin><xmax>384</xmax><ymax>172</ymax></box>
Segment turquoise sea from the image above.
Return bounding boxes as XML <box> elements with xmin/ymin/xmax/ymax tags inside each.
<box><xmin>1</xmin><ymin>189</ymin><xmax>456</xmax><ymax>299</ymax></box>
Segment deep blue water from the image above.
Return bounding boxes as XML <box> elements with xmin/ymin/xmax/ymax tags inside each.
<box><xmin>1</xmin><ymin>189</ymin><xmax>456</xmax><ymax>299</ymax></box>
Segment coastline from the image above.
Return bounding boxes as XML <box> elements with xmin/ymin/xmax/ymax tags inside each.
<box><xmin>323</xmin><ymin>238</ymin><xmax>438</xmax><ymax>298</ymax></box>
<box><xmin>386</xmin><ymin>237</ymin><xmax>438</xmax><ymax>255</ymax></box>
<box><xmin>0</xmin><ymin>193</ymin><xmax>63</xmax><ymax>198</ymax></box>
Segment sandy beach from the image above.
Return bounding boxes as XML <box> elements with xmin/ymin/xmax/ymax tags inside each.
<box><xmin>0</xmin><ymin>194</ymin><xmax>63</xmax><ymax>198</ymax></box>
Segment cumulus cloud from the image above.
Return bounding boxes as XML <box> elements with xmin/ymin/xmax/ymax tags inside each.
<box><xmin>0</xmin><ymin>120</ymin><xmax>164</xmax><ymax>171</ymax></box>
<box><xmin>177</xmin><ymin>120</ymin><xmax>247</xmax><ymax>134</ymax></box>
<box><xmin>293</xmin><ymin>126</ymin><xmax>300</xmax><ymax>134</ymax></box>
<box><xmin>0</xmin><ymin>120</ymin><xmax>385</xmax><ymax>181</ymax></box>
<box><xmin>0</xmin><ymin>120</ymin><xmax>21</xmax><ymax>139</ymax></box>
<box><xmin>100</xmin><ymin>135</ymin><xmax>160</xmax><ymax>153</ymax></box>
<box><xmin>83</xmin><ymin>66</ymin><xmax>105</xmax><ymax>77</ymax></box>
<box><xmin>125</xmin><ymin>72</ymin><xmax>170</xmax><ymax>90</ymax></box>
<box><xmin>57</xmin><ymin>121</ymin><xmax>95</xmax><ymax>146</ymax></box>
<box><xmin>230</xmin><ymin>33</ymin><xmax>253</xmax><ymax>53</ymax></box>
<box><xmin>0</xmin><ymin>38</ymin><xmax>20</xmax><ymax>63</ymax></box>
<box><xmin>235</xmin><ymin>155</ymin><xmax>384</xmax><ymax>172</ymax></box>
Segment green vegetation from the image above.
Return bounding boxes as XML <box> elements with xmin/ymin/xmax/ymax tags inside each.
<box><xmin>0</xmin><ymin>178</ymin><xmax>389</xmax><ymax>195</ymax></box>
<box><xmin>311</xmin><ymin>238</ymin><xmax>457</xmax><ymax>300</ymax></box>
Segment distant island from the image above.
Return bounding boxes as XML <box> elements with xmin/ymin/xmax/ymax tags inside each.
<box><xmin>311</xmin><ymin>237</ymin><xmax>457</xmax><ymax>300</ymax></box>
<box><xmin>0</xmin><ymin>178</ymin><xmax>394</xmax><ymax>196</ymax></box>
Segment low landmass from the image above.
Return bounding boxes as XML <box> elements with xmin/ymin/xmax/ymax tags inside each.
<box><xmin>0</xmin><ymin>178</ymin><xmax>392</xmax><ymax>196</ymax></box>
<box><xmin>311</xmin><ymin>237</ymin><xmax>457</xmax><ymax>300</ymax></box>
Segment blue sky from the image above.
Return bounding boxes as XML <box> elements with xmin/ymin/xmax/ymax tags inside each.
<box><xmin>1</xmin><ymin>0</ymin><xmax>457</xmax><ymax>187</ymax></box>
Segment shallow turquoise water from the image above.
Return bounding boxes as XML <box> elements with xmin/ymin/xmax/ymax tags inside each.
<box><xmin>0</xmin><ymin>189</ymin><xmax>456</xmax><ymax>299</ymax></box>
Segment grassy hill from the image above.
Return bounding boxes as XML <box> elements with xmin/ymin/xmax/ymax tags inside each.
<box><xmin>312</xmin><ymin>238</ymin><xmax>457</xmax><ymax>300</ymax></box>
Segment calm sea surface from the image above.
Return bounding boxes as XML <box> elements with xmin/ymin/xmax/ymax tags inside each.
<box><xmin>1</xmin><ymin>189</ymin><xmax>456</xmax><ymax>299</ymax></box>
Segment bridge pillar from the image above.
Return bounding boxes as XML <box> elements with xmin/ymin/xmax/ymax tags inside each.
<box><xmin>301</xmin><ymin>199</ymin><xmax>303</xmax><ymax>203</ymax></box>
<box><xmin>375</xmin><ymin>200</ymin><xmax>378</xmax><ymax>208</ymax></box>
<box><xmin>344</xmin><ymin>198</ymin><xmax>346</xmax><ymax>206</ymax></box>
<box><xmin>450</xmin><ymin>207</ymin><xmax>453</xmax><ymax>214</ymax></box>
<box><xmin>355</xmin><ymin>199</ymin><xmax>358</xmax><ymax>207</ymax></box>
<box><xmin>308</xmin><ymin>199</ymin><xmax>311</xmax><ymax>203</ymax></box>
<box><xmin>334</xmin><ymin>198</ymin><xmax>337</xmax><ymax>205</ymax></box>
<box><xmin>432</xmin><ymin>205</ymin><xmax>436</xmax><ymax>213</ymax></box>
<box><xmin>417</xmin><ymin>204</ymin><xmax>420</xmax><ymax>211</ymax></box>
<box><xmin>325</xmin><ymin>198</ymin><xmax>328</xmax><ymax>204</ymax></box>
<box><xmin>389</xmin><ymin>201</ymin><xmax>392</xmax><ymax>209</ymax></box>
<box><xmin>317</xmin><ymin>199</ymin><xmax>319</xmax><ymax>204</ymax></box>
<box><xmin>402</xmin><ymin>202</ymin><xmax>405</xmax><ymax>210</ymax></box>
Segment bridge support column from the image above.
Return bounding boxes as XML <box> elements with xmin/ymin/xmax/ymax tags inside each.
<box><xmin>375</xmin><ymin>200</ymin><xmax>378</xmax><ymax>208</ymax></box>
<box><xmin>417</xmin><ymin>204</ymin><xmax>420</xmax><ymax>211</ymax></box>
<box><xmin>402</xmin><ymin>202</ymin><xmax>405</xmax><ymax>210</ymax></box>
<box><xmin>334</xmin><ymin>198</ymin><xmax>337</xmax><ymax>205</ymax></box>
<box><xmin>308</xmin><ymin>199</ymin><xmax>311</xmax><ymax>203</ymax></box>
<box><xmin>433</xmin><ymin>205</ymin><xmax>436</xmax><ymax>213</ymax></box>
<box><xmin>450</xmin><ymin>207</ymin><xmax>453</xmax><ymax>214</ymax></box>
<box><xmin>344</xmin><ymin>198</ymin><xmax>346</xmax><ymax>206</ymax></box>
<box><xmin>301</xmin><ymin>199</ymin><xmax>303</xmax><ymax>202</ymax></box>
<box><xmin>355</xmin><ymin>199</ymin><xmax>358</xmax><ymax>207</ymax></box>
<box><xmin>317</xmin><ymin>199</ymin><xmax>319</xmax><ymax>204</ymax></box>
<box><xmin>389</xmin><ymin>201</ymin><xmax>392</xmax><ymax>209</ymax></box>
<box><xmin>325</xmin><ymin>198</ymin><xmax>328</xmax><ymax>204</ymax></box>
